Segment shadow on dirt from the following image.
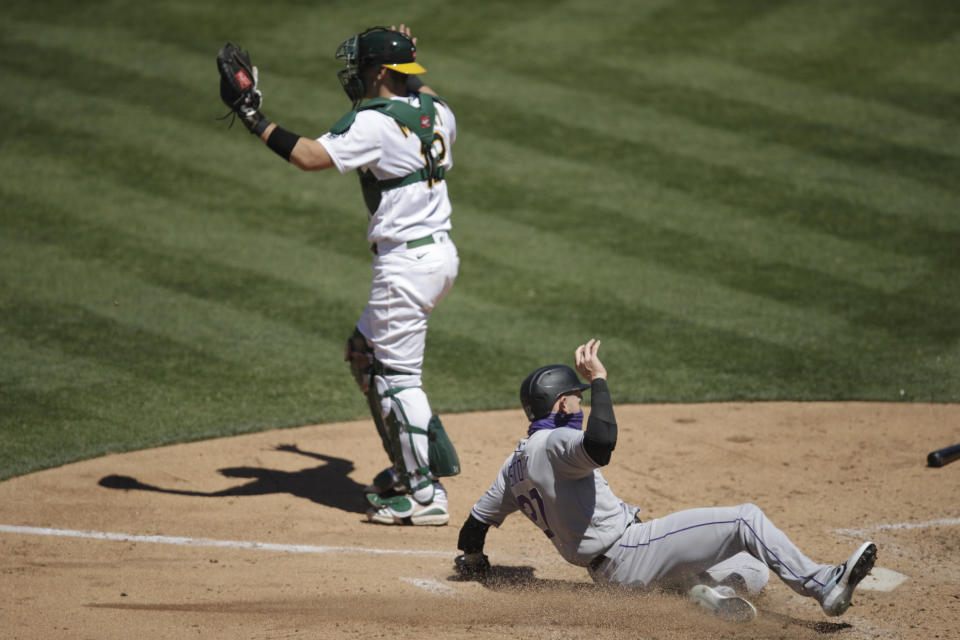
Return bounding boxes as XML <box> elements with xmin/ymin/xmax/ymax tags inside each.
<box><xmin>98</xmin><ymin>444</ymin><xmax>368</xmax><ymax>513</ymax></box>
<box><xmin>449</xmin><ymin>565</ymin><xmax>852</xmax><ymax>634</ymax></box>
<box><xmin>448</xmin><ymin>564</ymin><xmax>598</xmax><ymax>592</ymax></box>
<box><xmin>758</xmin><ymin>610</ymin><xmax>852</xmax><ymax>634</ymax></box>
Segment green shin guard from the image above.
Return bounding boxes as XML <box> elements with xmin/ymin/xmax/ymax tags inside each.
<box><xmin>365</xmin><ymin>383</ymin><xmax>394</xmax><ymax>461</ymax></box>
<box><xmin>382</xmin><ymin>386</ymin><xmax>432</xmax><ymax>496</ymax></box>
<box><xmin>375</xmin><ymin>384</ymin><xmax>461</xmax><ymax>503</ymax></box>
<box><xmin>426</xmin><ymin>415</ymin><xmax>461</xmax><ymax>477</ymax></box>
<box><xmin>403</xmin><ymin>415</ymin><xmax>460</xmax><ymax>478</ymax></box>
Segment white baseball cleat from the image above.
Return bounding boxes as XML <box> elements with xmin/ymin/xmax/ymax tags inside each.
<box><xmin>820</xmin><ymin>541</ymin><xmax>877</xmax><ymax>616</ymax></box>
<box><xmin>689</xmin><ymin>584</ymin><xmax>757</xmax><ymax>623</ymax></box>
<box><xmin>365</xmin><ymin>485</ymin><xmax>449</xmax><ymax>526</ymax></box>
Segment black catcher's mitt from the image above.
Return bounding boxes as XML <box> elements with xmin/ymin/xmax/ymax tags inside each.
<box><xmin>216</xmin><ymin>43</ymin><xmax>269</xmax><ymax>135</ymax></box>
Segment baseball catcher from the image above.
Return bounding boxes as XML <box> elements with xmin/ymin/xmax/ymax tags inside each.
<box><xmin>216</xmin><ymin>25</ymin><xmax>460</xmax><ymax>526</ymax></box>
<box><xmin>455</xmin><ymin>339</ymin><xmax>878</xmax><ymax>622</ymax></box>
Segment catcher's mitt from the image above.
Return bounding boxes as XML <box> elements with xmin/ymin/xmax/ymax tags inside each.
<box><xmin>216</xmin><ymin>42</ymin><xmax>269</xmax><ymax>135</ymax></box>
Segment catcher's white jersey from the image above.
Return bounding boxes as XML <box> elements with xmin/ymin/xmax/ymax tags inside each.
<box><xmin>317</xmin><ymin>94</ymin><xmax>456</xmax><ymax>245</ymax></box>
<box><xmin>471</xmin><ymin>428</ymin><xmax>637</xmax><ymax>567</ymax></box>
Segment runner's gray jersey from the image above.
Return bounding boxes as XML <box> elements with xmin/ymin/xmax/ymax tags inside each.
<box><xmin>470</xmin><ymin>427</ymin><xmax>636</xmax><ymax>566</ymax></box>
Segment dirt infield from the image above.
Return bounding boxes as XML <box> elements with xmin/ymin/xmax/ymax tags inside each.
<box><xmin>1</xmin><ymin>402</ymin><xmax>958</xmax><ymax>639</ymax></box>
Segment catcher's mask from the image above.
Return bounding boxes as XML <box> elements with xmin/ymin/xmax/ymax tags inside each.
<box><xmin>520</xmin><ymin>365</ymin><xmax>590</xmax><ymax>422</ymax></box>
<box><xmin>336</xmin><ymin>27</ymin><xmax>427</xmax><ymax>108</ymax></box>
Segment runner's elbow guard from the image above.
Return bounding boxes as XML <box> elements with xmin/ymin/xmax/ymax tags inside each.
<box><xmin>584</xmin><ymin>378</ymin><xmax>617</xmax><ymax>466</ymax></box>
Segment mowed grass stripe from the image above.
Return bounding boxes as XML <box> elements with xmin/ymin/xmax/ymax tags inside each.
<box><xmin>0</xmin><ymin>333</ymin><xmax>127</xmax><ymax>395</ymax></box>
<box><xmin>453</xmin><ymin>201</ymin><xmax>861</xmax><ymax>349</ymax></box>
<box><xmin>449</xmin><ymin>109</ymin><xmax>958</xmax><ymax>349</ymax></box>
<box><xmin>0</xmin><ymin>223</ymin><xmax>346</xmax><ymax>376</ymax></box>
<box><xmin>884</xmin><ymin>30</ymin><xmax>960</xmax><ymax>94</ymax></box>
<box><xmin>456</xmin><ymin>131</ymin><xmax>929</xmax><ymax>294</ymax></box>
<box><xmin>605</xmin><ymin>54</ymin><xmax>960</xmax><ymax>167</ymax></box>
<box><xmin>474</xmin><ymin>0</ymin><xmax>676</xmax><ymax>51</ymax></box>
<box><xmin>2</xmin><ymin>293</ymin><xmax>238</xmax><ymax>394</ymax></box>
<box><xmin>446</xmin><ymin>211</ymin><xmax>873</xmax><ymax>402</ymax></box>
<box><xmin>786</xmin><ymin>1</ymin><xmax>960</xmax><ymax>93</ymax></box>
<box><xmin>443</xmin><ymin>57</ymin><xmax>960</xmax><ymax>232</ymax></box>
<box><xmin>453</xmin><ymin>87</ymin><xmax>960</xmax><ymax>272</ymax></box>
<box><xmin>725</xmin><ymin>0</ymin><xmax>903</xmax><ymax>65</ymax></box>
<box><xmin>455</xmin><ymin>101</ymin><xmax>958</xmax><ymax>298</ymax></box>
<box><xmin>459</xmin><ymin>132</ymin><xmax>959</xmax><ymax>349</ymax></box>
<box><xmin>716</xmin><ymin>1</ymin><xmax>960</xmax><ymax>123</ymax></box>
<box><xmin>452</xmin><ymin>3</ymin><xmax>960</xmax><ymax>216</ymax></box>
<box><xmin>448</xmin><ymin>205</ymin><xmax>955</xmax><ymax>402</ymax></box>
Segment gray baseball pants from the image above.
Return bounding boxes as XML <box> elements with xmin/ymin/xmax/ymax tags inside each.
<box><xmin>589</xmin><ymin>503</ymin><xmax>836</xmax><ymax>600</ymax></box>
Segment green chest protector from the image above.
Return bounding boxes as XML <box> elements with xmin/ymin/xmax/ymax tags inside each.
<box><xmin>328</xmin><ymin>93</ymin><xmax>446</xmax><ymax>214</ymax></box>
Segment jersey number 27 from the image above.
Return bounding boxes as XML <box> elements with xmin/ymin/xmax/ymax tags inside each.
<box><xmin>517</xmin><ymin>488</ymin><xmax>555</xmax><ymax>539</ymax></box>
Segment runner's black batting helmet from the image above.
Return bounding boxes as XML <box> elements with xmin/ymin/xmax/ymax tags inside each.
<box><xmin>520</xmin><ymin>365</ymin><xmax>590</xmax><ymax>421</ymax></box>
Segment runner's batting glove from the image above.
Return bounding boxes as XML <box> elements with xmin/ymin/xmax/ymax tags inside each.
<box><xmin>454</xmin><ymin>553</ymin><xmax>490</xmax><ymax>580</ymax></box>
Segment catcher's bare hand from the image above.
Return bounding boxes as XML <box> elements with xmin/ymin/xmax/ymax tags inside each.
<box><xmin>391</xmin><ymin>23</ymin><xmax>417</xmax><ymax>46</ymax></box>
<box><xmin>454</xmin><ymin>553</ymin><xmax>490</xmax><ymax>581</ymax></box>
<box><xmin>575</xmin><ymin>339</ymin><xmax>606</xmax><ymax>382</ymax></box>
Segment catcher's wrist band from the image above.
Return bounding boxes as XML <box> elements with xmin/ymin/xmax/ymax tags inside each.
<box><xmin>266</xmin><ymin>126</ymin><xmax>300</xmax><ymax>161</ymax></box>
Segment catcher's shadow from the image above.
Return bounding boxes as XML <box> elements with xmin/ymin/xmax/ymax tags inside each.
<box><xmin>98</xmin><ymin>444</ymin><xmax>367</xmax><ymax>514</ymax></box>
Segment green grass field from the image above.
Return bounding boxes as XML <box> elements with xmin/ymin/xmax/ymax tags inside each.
<box><xmin>2</xmin><ymin>0</ymin><xmax>958</xmax><ymax>481</ymax></box>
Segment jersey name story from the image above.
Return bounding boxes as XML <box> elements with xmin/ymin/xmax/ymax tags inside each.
<box><xmin>506</xmin><ymin>453</ymin><xmax>526</xmax><ymax>488</ymax></box>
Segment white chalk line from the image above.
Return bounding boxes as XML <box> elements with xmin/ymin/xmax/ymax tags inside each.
<box><xmin>0</xmin><ymin>524</ymin><xmax>449</xmax><ymax>557</ymax></box>
<box><xmin>834</xmin><ymin>516</ymin><xmax>960</xmax><ymax>537</ymax></box>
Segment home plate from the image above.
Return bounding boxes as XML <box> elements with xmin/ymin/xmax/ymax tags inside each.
<box><xmin>400</xmin><ymin>577</ymin><xmax>457</xmax><ymax>596</ymax></box>
<box><xmin>857</xmin><ymin>567</ymin><xmax>907</xmax><ymax>592</ymax></box>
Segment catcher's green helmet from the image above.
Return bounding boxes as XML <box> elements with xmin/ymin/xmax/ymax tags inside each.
<box><xmin>520</xmin><ymin>365</ymin><xmax>590</xmax><ymax>422</ymax></box>
<box><xmin>336</xmin><ymin>27</ymin><xmax>426</xmax><ymax>107</ymax></box>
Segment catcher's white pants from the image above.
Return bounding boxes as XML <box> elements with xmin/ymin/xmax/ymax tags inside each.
<box><xmin>358</xmin><ymin>232</ymin><xmax>458</xmax><ymax>382</ymax></box>
<box><xmin>591</xmin><ymin>503</ymin><xmax>836</xmax><ymax>600</ymax></box>
<box><xmin>359</xmin><ymin>232</ymin><xmax>458</xmax><ymax>502</ymax></box>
